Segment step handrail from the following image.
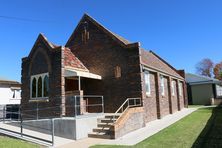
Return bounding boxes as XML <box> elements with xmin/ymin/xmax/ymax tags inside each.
<box><xmin>112</xmin><ymin>97</ymin><xmax>142</xmax><ymax>123</ymax></box>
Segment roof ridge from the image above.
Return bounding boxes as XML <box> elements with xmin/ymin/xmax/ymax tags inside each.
<box><xmin>39</xmin><ymin>33</ymin><xmax>59</xmax><ymax>48</ymax></box>
<box><xmin>28</xmin><ymin>33</ymin><xmax>60</xmax><ymax>58</ymax></box>
<box><xmin>148</xmin><ymin>49</ymin><xmax>183</xmax><ymax>78</ymax></box>
<box><xmin>65</xmin><ymin>13</ymin><xmax>131</xmax><ymax>47</ymax></box>
<box><xmin>186</xmin><ymin>73</ymin><xmax>219</xmax><ymax>81</ymax></box>
<box><xmin>141</xmin><ymin>48</ymin><xmax>183</xmax><ymax>79</ymax></box>
<box><xmin>0</xmin><ymin>77</ymin><xmax>20</xmax><ymax>83</ymax></box>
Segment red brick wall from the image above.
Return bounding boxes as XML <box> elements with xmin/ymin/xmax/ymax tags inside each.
<box><xmin>66</xmin><ymin>18</ymin><xmax>142</xmax><ymax>113</ymax></box>
<box><xmin>21</xmin><ymin>42</ymin><xmax>63</xmax><ymax>119</ymax></box>
<box><xmin>171</xmin><ymin>79</ymin><xmax>179</xmax><ymax>113</ymax></box>
<box><xmin>179</xmin><ymin>81</ymin><xmax>185</xmax><ymax>109</ymax></box>
<box><xmin>142</xmin><ymin>72</ymin><xmax>158</xmax><ymax>122</ymax></box>
<box><xmin>159</xmin><ymin>76</ymin><xmax>170</xmax><ymax>117</ymax></box>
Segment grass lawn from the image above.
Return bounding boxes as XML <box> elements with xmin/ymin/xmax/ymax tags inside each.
<box><xmin>188</xmin><ymin>105</ymin><xmax>204</xmax><ymax>108</ymax></box>
<box><xmin>0</xmin><ymin>136</ymin><xmax>40</xmax><ymax>148</ymax></box>
<box><xmin>91</xmin><ymin>106</ymin><xmax>222</xmax><ymax>148</ymax></box>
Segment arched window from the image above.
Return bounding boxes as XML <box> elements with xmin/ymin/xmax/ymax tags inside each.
<box><xmin>32</xmin><ymin>78</ymin><xmax>37</xmax><ymax>98</ymax></box>
<box><xmin>37</xmin><ymin>77</ymin><xmax>42</xmax><ymax>97</ymax></box>
<box><xmin>43</xmin><ymin>75</ymin><xmax>49</xmax><ymax>97</ymax></box>
<box><xmin>31</xmin><ymin>73</ymin><xmax>49</xmax><ymax>99</ymax></box>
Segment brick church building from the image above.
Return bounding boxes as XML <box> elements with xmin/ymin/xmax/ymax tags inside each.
<box><xmin>21</xmin><ymin>14</ymin><xmax>188</xmax><ymax>138</ymax></box>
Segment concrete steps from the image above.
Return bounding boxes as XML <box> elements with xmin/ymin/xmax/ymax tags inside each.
<box><xmin>93</xmin><ymin>127</ymin><xmax>110</xmax><ymax>133</ymax></box>
<box><xmin>88</xmin><ymin>132</ymin><xmax>111</xmax><ymax>139</ymax></box>
<box><xmin>97</xmin><ymin>123</ymin><xmax>113</xmax><ymax>128</ymax></box>
<box><xmin>88</xmin><ymin>114</ymin><xmax>120</xmax><ymax>139</ymax></box>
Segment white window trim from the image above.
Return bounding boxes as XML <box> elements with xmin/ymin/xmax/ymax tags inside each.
<box><xmin>30</xmin><ymin>73</ymin><xmax>49</xmax><ymax>100</ymax></box>
<box><xmin>171</xmin><ymin>81</ymin><xmax>175</xmax><ymax>96</ymax></box>
<box><xmin>179</xmin><ymin>82</ymin><xmax>183</xmax><ymax>96</ymax></box>
<box><xmin>145</xmin><ymin>71</ymin><xmax>151</xmax><ymax>96</ymax></box>
<box><xmin>161</xmin><ymin>75</ymin><xmax>165</xmax><ymax>96</ymax></box>
<box><xmin>216</xmin><ymin>85</ymin><xmax>222</xmax><ymax>97</ymax></box>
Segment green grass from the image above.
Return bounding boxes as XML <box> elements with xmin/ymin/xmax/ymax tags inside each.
<box><xmin>188</xmin><ymin>105</ymin><xmax>204</xmax><ymax>108</ymax></box>
<box><xmin>92</xmin><ymin>107</ymin><xmax>222</xmax><ymax>148</ymax></box>
<box><xmin>0</xmin><ymin>136</ymin><xmax>40</xmax><ymax>148</ymax></box>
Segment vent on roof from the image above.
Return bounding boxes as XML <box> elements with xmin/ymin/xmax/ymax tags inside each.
<box><xmin>81</xmin><ymin>21</ymin><xmax>90</xmax><ymax>43</ymax></box>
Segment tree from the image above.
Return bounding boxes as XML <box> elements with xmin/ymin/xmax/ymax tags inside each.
<box><xmin>196</xmin><ymin>58</ymin><xmax>214</xmax><ymax>77</ymax></box>
<box><xmin>213</xmin><ymin>62</ymin><xmax>222</xmax><ymax>80</ymax></box>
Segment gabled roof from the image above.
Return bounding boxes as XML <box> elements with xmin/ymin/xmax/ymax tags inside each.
<box><xmin>141</xmin><ymin>48</ymin><xmax>183</xmax><ymax>79</ymax></box>
<box><xmin>66</xmin><ymin>13</ymin><xmax>135</xmax><ymax>47</ymax></box>
<box><xmin>63</xmin><ymin>47</ymin><xmax>88</xmax><ymax>71</ymax></box>
<box><xmin>28</xmin><ymin>33</ymin><xmax>59</xmax><ymax>57</ymax></box>
<box><xmin>185</xmin><ymin>73</ymin><xmax>221</xmax><ymax>85</ymax></box>
<box><xmin>65</xmin><ymin>14</ymin><xmax>183</xmax><ymax>79</ymax></box>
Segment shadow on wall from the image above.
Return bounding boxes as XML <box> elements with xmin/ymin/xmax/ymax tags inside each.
<box><xmin>192</xmin><ymin>104</ymin><xmax>222</xmax><ymax>148</ymax></box>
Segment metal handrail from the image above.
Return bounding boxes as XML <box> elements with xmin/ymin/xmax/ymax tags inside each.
<box><xmin>115</xmin><ymin>99</ymin><xmax>130</xmax><ymax>114</ymax></box>
<box><xmin>112</xmin><ymin>98</ymin><xmax>142</xmax><ymax>123</ymax></box>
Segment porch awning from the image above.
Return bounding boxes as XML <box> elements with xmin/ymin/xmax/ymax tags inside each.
<box><xmin>64</xmin><ymin>68</ymin><xmax>102</xmax><ymax>80</ymax></box>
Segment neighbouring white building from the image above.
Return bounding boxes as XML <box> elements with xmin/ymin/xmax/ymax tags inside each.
<box><xmin>186</xmin><ymin>73</ymin><xmax>222</xmax><ymax>105</ymax></box>
<box><xmin>0</xmin><ymin>77</ymin><xmax>21</xmax><ymax>119</ymax></box>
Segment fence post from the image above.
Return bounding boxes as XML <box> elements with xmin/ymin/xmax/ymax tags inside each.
<box><xmin>51</xmin><ymin>118</ymin><xmax>54</xmax><ymax>146</ymax></box>
<box><xmin>9</xmin><ymin>106</ymin><xmax>12</xmax><ymax>121</ymax></box>
<box><xmin>102</xmin><ymin>96</ymin><xmax>104</xmax><ymax>113</ymax></box>
<box><xmin>3</xmin><ymin>106</ymin><xmax>5</xmax><ymax>123</ymax></box>
<box><xmin>36</xmin><ymin>101</ymin><xmax>39</xmax><ymax>120</ymax></box>
<box><xmin>18</xmin><ymin>106</ymin><xmax>20</xmax><ymax>121</ymax></box>
<box><xmin>74</xmin><ymin>96</ymin><xmax>77</xmax><ymax>117</ymax></box>
<box><xmin>20</xmin><ymin>113</ymin><xmax>23</xmax><ymax>137</ymax></box>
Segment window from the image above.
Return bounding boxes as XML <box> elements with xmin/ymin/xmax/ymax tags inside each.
<box><xmin>31</xmin><ymin>73</ymin><xmax>49</xmax><ymax>99</ymax></box>
<box><xmin>171</xmin><ymin>81</ymin><xmax>175</xmax><ymax>96</ymax></box>
<box><xmin>179</xmin><ymin>82</ymin><xmax>183</xmax><ymax>96</ymax></box>
<box><xmin>216</xmin><ymin>85</ymin><xmax>222</xmax><ymax>97</ymax></box>
<box><xmin>160</xmin><ymin>75</ymin><xmax>165</xmax><ymax>96</ymax></box>
<box><xmin>37</xmin><ymin>77</ymin><xmax>42</xmax><ymax>97</ymax></box>
<box><xmin>43</xmin><ymin>75</ymin><xmax>49</xmax><ymax>97</ymax></box>
<box><xmin>144</xmin><ymin>72</ymin><xmax>151</xmax><ymax>96</ymax></box>
<box><xmin>114</xmin><ymin>66</ymin><xmax>121</xmax><ymax>78</ymax></box>
<box><xmin>32</xmin><ymin>78</ymin><xmax>37</xmax><ymax>98</ymax></box>
<box><xmin>12</xmin><ymin>90</ymin><xmax>15</xmax><ymax>98</ymax></box>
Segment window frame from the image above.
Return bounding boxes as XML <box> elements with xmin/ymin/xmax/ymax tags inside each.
<box><xmin>179</xmin><ymin>82</ymin><xmax>183</xmax><ymax>96</ymax></box>
<box><xmin>216</xmin><ymin>85</ymin><xmax>222</xmax><ymax>97</ymax></box>
<box><xmin>30</xmin><ymin>73</ymin><xmax>49</xmax><ymax>100</ymax></box>
<box><xmin>171</xmin><ymin>81</ymin><xmax>175</xmax><ymax>96</ymax></box>
<box><xmin>160</xmin><ymin>75</ymin><xmax>165</xmax><ymax>96</ymax></box>
<box><xmin>43</xmin><ymin>75</ymin><xmax>49</xmax><ymax>97</ymax></box>
<box><xmin>144</xmin><ymin>71</ymin><xmax>151</xmax><ymax>96</ymax></box>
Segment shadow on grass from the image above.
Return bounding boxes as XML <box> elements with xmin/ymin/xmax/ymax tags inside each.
<box><xmin>192</xmin><ymin>106</ymin><xmax>222</xmax><ymax>148</ymax></box>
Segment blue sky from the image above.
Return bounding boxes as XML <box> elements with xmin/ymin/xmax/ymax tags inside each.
<box><xmin>0</xmin><ymin>0</ymin><xmax>222</xmax><ymax>82</ymax></box>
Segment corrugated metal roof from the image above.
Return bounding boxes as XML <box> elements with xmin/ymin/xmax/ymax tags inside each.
<box><xmin>0</xmin><ymin>77</ymin><xmax>20</xmax><ymax>84</ymax></box>
<box><xmin>185</xmin><ymin>73</ymin><xmax>221</xmax><ymax>85</ymax></box>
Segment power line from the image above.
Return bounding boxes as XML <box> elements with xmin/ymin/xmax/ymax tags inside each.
<box><xmin>0</xmin><ymin>15</ymin><xmax>50</xmax><ymax>23</ymax></box>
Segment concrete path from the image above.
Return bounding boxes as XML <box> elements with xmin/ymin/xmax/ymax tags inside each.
<box><xmin>59</xmin><ymin>108</ymin><xmax>197</xmax><ymax>147</ymax></box>
<box><xmin>0</xmin><ymin>122</ymin><xmax>74</xmax><ymax>147</ymax></box>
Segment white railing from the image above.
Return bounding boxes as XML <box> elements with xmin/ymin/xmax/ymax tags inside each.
<box><xmin>112</xmin><ymin>98</ymin><xmax>142</xmax><ymax>123</ymax></box>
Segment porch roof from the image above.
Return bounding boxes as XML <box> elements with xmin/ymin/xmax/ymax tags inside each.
<box><xmin>64</xmin><ymin>67</ymin><xmax>102</xmax><ymax>80</ymax></box>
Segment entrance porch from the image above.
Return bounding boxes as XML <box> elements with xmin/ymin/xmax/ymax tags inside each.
<box><xmin>64</xmin><ymin>67</ymin><xmax>103</xmax><ymax>116</ymax></box>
